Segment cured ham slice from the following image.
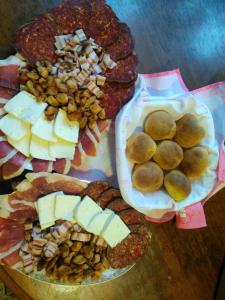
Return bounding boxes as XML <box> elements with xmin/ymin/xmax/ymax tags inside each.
<box><xmin>15</xmin><ymin>179</ymin><xmax>43</xmax><ymax>202</ymax></box>
<box><xmin>2</xmin><ymin>152</ymin><xmax>29</xmax><ymax>180</ymax></box>
<box><xmin>0</xmin><ymin>65</ymin><xmax>19</xmax><ymax>90</ymax></box>
<box><xmin>71</xmin><ymin>146</ymin><xmax>82</xmax><ymax>167</ymax></box>
<box><xmin>53</xmin><ymin>158</ymin><xmax>71</xmax><ymax>174</ymax></box>
<box><xmin>32</xmin><ymin>159</ymin><xmax>53</xmax><ymax>173</ymax></box>
<box><xmin>0</xmin><ymin>87</ymin><xmax>17</xmax><ymax>99</ymax></box>
<box><xmin>0</xmin><ymin>141</ymin><xmax>17</xmax><ymax>167</ymax></box>
<box><xmin>26</xmin><ymin>172</ymin><xmax>87</xmax><ymax>194</ymax></box>
<box><xmin>80</xmin><ymin>128</ymin><xmax>98</xmax><ymax>156</ymax></box>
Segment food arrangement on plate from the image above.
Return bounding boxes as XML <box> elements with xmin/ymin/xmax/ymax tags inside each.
<box><xmin>0</xmin><ymin>172</ymin><xmax>149</xmax><ymax>284</ymax></box>
<box><xmin>0</xmin><ymin>0</ymin><xmax>137</xmax><ymax>180</ymax></box>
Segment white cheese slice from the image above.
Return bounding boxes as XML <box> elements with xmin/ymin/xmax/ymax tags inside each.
<box><xmin>37</xmin><ymin>191</ymin><xmax>63</xmax><ymax>229</ymax></box>
<box><xmin>74</xmin><ymin>195</ymin><xmax>102</xmax><ymax>229</ymax></box>
<box><xmin>0</xmin><ymin>114</ymin><xmax>30</xmax><ymax>141</ymax></box>
<box><xmin>54</xmin><ymin>109</ymin><xmax>79</xmax><ymax>143</ymax></box>
<box><xmin>32</xmin><ymin>113</ymin><xmax>57</xmax><ymax>142</ymax></box>
<box><xmin>55</xmin><ymin>195</ymin><xmax>81</xmax><ymax>221</ymax></box>
<box><xmin>30</xmin><ymin>134</ymin><xmax>55</xmax><ymax>161</ymax></box>
<box><xmin>86</xmin><ymin>209</ymin><xmax>115</xmax><ymax>236</ymax></box>
<box><xmin>7</xmin><ymin>132</ymin><xmax>31</xmax><ymax>157</ymax></box>
<box><xmin>4</xmin><ymin>91</ymin><xmax>47</xmax><ymax>124</ymax></box>
<box><xmin>101</xmin><ymin>214</ymin><xmax>130</xmax><ymax>248</ymax></box>
<box><xmin>49</xmin><ymin>138</ymin><xmax>76</xmax><ymax>159</ymax></box>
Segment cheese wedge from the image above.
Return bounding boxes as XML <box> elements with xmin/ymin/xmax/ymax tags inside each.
<box><xmin>30</xmin><ymin>134</ymin><xmax>55</xmax><ymax>161</ymax></box>
<box><xmin>54</xmin><ymin>109</ymin><xmax>79</xmax><ymax>143</ymax></box>
<box><xmin>74</xmin><ymin>195</ymin><xmax>102</xmax><ymax>229</ymax></box>
<box><xmin>32</xmin><ymin>113</ymin><xmax>57</xmax><ymax>142</ymax></box>
<box><xmin>101</xmin><ymin>214</ymin><xmax>130</xmax><ymax>248</ymax></box>
<box><xmin>0</xmin><ymin>113</ymin><xmax>30</xmax><ymax>141</ymax></box>
<box><xmin>7</xmin><ymin>132</ymin><xmax>31</xmax><ymax>157</ymax></box>
<box><xmin>37</xmin><ymin>191</ymin><xmax>63</xmax><ymax>229</ymax></box>
<box><xmin>49</xmin><ymin>138</ymin><xmax>76</xmax><ymax>159</ymax></box>
<box><xmin>55</xmin><ymin>195</ymin><xmax>81</xmax><ymax>221</ymax></box>
<box><xmin>4</xmin><ymin>91</ymin><xmax>47</xmax><ymax>124</ymax></box>
<box><xmin>86</xmin><ymin>209</ymin><xmax>115</xmax><ymax>236</ymax></box>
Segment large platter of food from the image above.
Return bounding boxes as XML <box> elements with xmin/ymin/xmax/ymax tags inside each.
<box><xmin>0</xmin><ymin>172</ymin><xmax>149</xmax><ymax>285</ymax></box>
<box><xmin>0</xmin><ymin>0</ymin><xmax>137</xmax><ymax>180</ymax></box>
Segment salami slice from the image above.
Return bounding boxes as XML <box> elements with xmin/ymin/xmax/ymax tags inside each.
<box><xmin>100</xmin><ymin>82</ymin><xmax>135</xmax><ymax>119</ymax></box>
<box><xmin>0</xmin><ymin>87</ymin><xmax>17</xmax><ymax>99</ymax></box>
<box><xmin>53</xmin><ymin>158</ymin><xmax>71</xmax><ymax>174</ymax></box>
<box><xmin>66</xmin><ymin>0</ymin><xmax>92</xmax><ymax>31</ymax></box>
<box><xmin>103</xmin><ymin>54</ymin><xmax>138</xmax><ymax>83</ymax></box>
<box><xmin>106</xmin><ymin>198</ymin><xmax>130</xmax><ymax>212</ymax></box>
<box><xmin>16</xmin><ymin>21</ymin><xmax>56</xmax><ymax>64</ymax></box>
<box><xmin>2</xmin><ymin>152</ymin><xmax>29</xmax><ymax>180</ymax></box>
<box><xmin>106</xmin><ymin>23</ymin><xmax>134</xmax><ymax>61</ymax></box>
<box><xmin>80</xmin><ymin>180</ymin><xmax>111</xmax><ymax>200</ymax></box>
<box><xmin>119</xmin><ymin>209</ymin><xmax>145</xmax><ymax>225</ymax></box>
<box><xmin>0</xmin><ymin>65</ymin><xmax>19</xmax><ymax>90</ymax></box>
<box><xmin>96</xmin><ymin>188</ymin><xmax>121</xmax><ymax>208</ymax></box>
<box><xmin>35</xmin><ymin>13</ymin><xmax>62</xmax><ymax>36</ymax></box>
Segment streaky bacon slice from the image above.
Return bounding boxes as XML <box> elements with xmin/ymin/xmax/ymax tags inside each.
<box><xmin>32</xmin><ymin>158</ymin><xmax>53</xmax><ymax>173</ymax></box>
<box><xmin>0</xmin><ymin>65</ymin><xmax>19</xmax><ymax>90</ymax></box>
<box><xmin>71</xmin><ymin>146</ymin><xmax>82</xmax><ymax>167</ymax></box>
<box><xmin>26</xmin><ymin>172</ymin><xmax>87</xmax><ymax>194</ymax></box>
<box><xmin>0</xmin><ymin>217</ymin><xmax>25</xmax><ymax>253</ymax></box>
<box><xmin>2</xmin><ymin>152</ymin><xmax>29</xmax><ymax>180</ymax></box>
<box><xmin>15</xmin><ymin>179</ymin><xmax>43</xmax><ymax>202</ymax></box>
<box><xmin>1</xmin><ymin>248</ymin><xmax>21</xmax><ymax>266</ymax></box>
<box><xmin>0</xmin><ymin>86</ymin><xmax>17</xmax><ymax>99</ymax></box>
<box><xmin>0</xmin><ymin>141</ymin><xmax>17</xmax><ymax>167</ymax></box>
<box><xmin>79</xmin><ymin>128</ymin><xmax>97</xmax><ymax>156</ymax></box>
<box><xmin>97</xmin><ymin>119</ymin><xmax>109</xmax><ymax>133</ymax></box>
<box><xmin>53</xmin><ymin>158</ymin><xmax>71</xmax><ymax>174</ymax></box>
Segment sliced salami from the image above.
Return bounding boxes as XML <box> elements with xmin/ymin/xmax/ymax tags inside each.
<box><xmin>66</xmin><ymin>0</ymin><xmax>92</xmax><ymax>31</ymax></box>
<box><xmin>106</xmin><ymin>198</ymin><xmax>130</xmax><ymax>212</ymax></box>
<box><xmin>96</xmin><ymin>188</ymin><xmax>121</xmax><ymax>208</ymax></box>
<box><xmin>0</xmin><ymin>65</ymin><xmax>19</xmax><ymax>90</ymax></box>
<box><xmin>35</xmin><ymin>13</ymin><xmax>62</xmax><ymax>36</ymax></box>
<box><xmin>119</xmin><ymin>209</ymin><xmax>145</xmax><ymax>225</ymax></box>
<box><xmin>16</xmin><ymin>21</ymin><xmax>56</xmax><ymax>64</ymax></box>
<box><xmin>103</xmin><ymin>54</ymin><xmax>138</xmax><ymax>83</ymax></box>
<box><xmin>80</xmin><ymin>180</ymin><xmax>111</xmax><ymax>200</ymax></box>
<box><xmin>106</xmin><ymin>23</ymin><xmax>134</xmax><ymax>61</ymax></box>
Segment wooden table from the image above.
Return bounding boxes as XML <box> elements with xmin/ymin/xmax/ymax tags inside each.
<box><xmin>0</xmin><ymin>0</ymin><xmax>225</xmax><ymax>299</ymax></box>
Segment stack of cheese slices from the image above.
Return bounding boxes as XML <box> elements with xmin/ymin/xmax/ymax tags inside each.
<box><xmin>0</xmin><ymin>91</ymin><xmax>79</xmax><ymax>160</ymax></box>
<box><xmin>35</xmin><ymin>193</ymin><xmax>130</xmax><ymax>248</ymax></box>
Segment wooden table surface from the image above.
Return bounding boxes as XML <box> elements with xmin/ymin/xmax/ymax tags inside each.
<box><xmin>0</xmin><ymin>1</ymin><xmax>225</xmax><ymax>299</ymax></box>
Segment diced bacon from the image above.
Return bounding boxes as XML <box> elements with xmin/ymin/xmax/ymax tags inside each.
<box><xmin>22</xmin><ymin>253</ymin><xmax>34</xmax><ymax>273</ymax></box>
<box><xmin>43</xmin><ymin>241</ymin><xmax>58</xmax><ymax>258</ymax></box>
<box><xmin>2</xmin><ymin>152</ymin><xmax>29</xmax><ymax>180</ymax></box>
<box><xmin>31</xmin><ymin>238</ymin><xmax>47</xmax><ymax>256</ymax></box>
<box><xmin>0</xmin><ymin>87</ymin><xmax>17</xmax><ymax>99</ymax></box>
<box><xmin>15</xmin><ymin>179</ymin><xmax>42</xmax><ymax>202</ymax></box>
<box><xmin>93</xmin><ymin>64</ymin><xmax>102</xmax><ymax>74</ymax></box>
<box><xmin>0</xmin><ymin>141</ymin><xmax>17</xmax><ymax>167</ymax></box>
<box><xmin>77</xmin><ymin>70</ymin><xmax>89</xmax><ymax>84</ymax></box>
<box><xmin>71</xmin><ymin>146</ymin><xmax>82</xmax><ymax>167</ymax></box>
<box><xmin>88</xmin><ymin>50</ymin><xmax>99</xmax><ymax>65</ymax></box>
<box><xmin>86</xmin><ymin>81</ymin><xmax>102</xmax><ymax>97</ymax></box>
<box><xmin>75</xmin><ymin>29</ymin><xmax>87</xmax><ymax>42</ymax></box>
<box><xmin>96</xmin><ymin>75</ymin><xmax>106</xmax><ymax>86</ymax></box>
<box><xmin>53</xmin><ymin>158</ymin><xmax>71</xmax><ymax>174</ymax></box>
<box><xmin>1</xmin><ymin>248</ymin><xmax>21</xmax><ymax>267</ymax></box>
<box><xmin>0</xmin><ymin>65</ymin><xmax>19</xmax><ymax>90</ymax></box>
<box><xmin>79</xmin><ymin>56</ymin><xmax>90</xmax><ymax>70</ymax></box>
<box><xmin>71</xmin><ymin>232</ymin><xmax>91</xmax><ymax>242</ymax></box>
<box><xmin>102</xmin><ymin>54</ymin><xmax>117</xmax><ymax>69</ymax></box>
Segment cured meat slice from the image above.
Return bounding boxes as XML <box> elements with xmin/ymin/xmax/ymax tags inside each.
<box><xmin>53</xmin><ymin>158</ymin><xmax>71</xmax><ymax>174</ymax></box>
<box><xmin>106</xmin><ymin>23</ymin><xmax>134</xmax><ymax>61</ymax></box>
<box><xmin>0</xmin><ymin>141</ymin><xmax>17</xmax><ymax>167</ymax></box>
<box><xmin>106</xmin><ymin>232</ymin><xmax>149</xmax><ymax>268</ymax></box>
<box><xmin>0</xmin><ymin>87</ymin><xmax>17</xmax><ymax>99</ymax></box>
<box><xmin>35</xmin><ymin>13</ymin><xmax>62</xmax><ymax>36</ymax></box>
<box><xmin>80</xmin><ymin>128</ymin><xmax>98</xmax><ymax>156</ymax></box>
<box><xmin>66</xmin><ymin>0</ymin><xmax>92</xmax><ymax>31</ymax></box>
<box><xmin>80</xmin><ymin>180</ymin><xmax>111</xmax><ymax>200</ymax></box>
<box><xmin>0</xmin><ymin>218</ymin><xmax>25</xmax><ymax>253</ymax></box>
<box><xmin>106</xmin><ymin>198</ymin><xmax>130</xmax><ymax>212</ymax></box>
<box><xmin>15</xmin><ymin>179</ymin><xmax>42</xmax><ymax>202</ymax></box>
<box><xmin>72</xmin><ymin>146</ymin><xmax>82</xmax><ymax>167</ymax></box>
<box><xmin>2</xmin><ymin>152</ymin><xmax>29</xmax><ymax>180</ymax></box>
<box><xmin>97</xmin><ymin>188</ymin><xmax>121</xmax><ymax>208</ymax></box>
<box><xmin>119</xmin><ymin>209</ymin><xmax>145</xmax><ymax>225</ymax></box>
<box><xmin>26</xmin><ymin>172</ymin><xmax>87</xmax><ymax>194</ymax></box>
<box><xmin>32</xmin><ymin>159</ymin><xmax>53</xmax><ymax>173</ymax></box>
<box><xmin>100</xmin><ymin>83</ymin><xmax>135</xmax><ymax>119</ymax></box>
<box><xmin>87</xmin><ymin>0</ymin><xmax>120</xmax><ymax>47</ymax></box>
<box><xmin>103</xmin><ymin>54</ymin><xmax>138</xmax><ymax>83</ymax></box>
<box><xmin>16</xmin><ymin>21</ymin><xmax>56</xmax><ymax>64</ymax></box>
<box><xmin>128</xmin><ymin>224</ymin><xmax>149</xmax><ymax>236</ymax></box>
<box><xmin>0</xmin><ymin>65</ymin><xmax>19</xmax><ymax>90</ymax></box>
<box><xmin>1</xmin><ymin>248</ymin><xmax>21</xmax><ymax>266</ymax></box>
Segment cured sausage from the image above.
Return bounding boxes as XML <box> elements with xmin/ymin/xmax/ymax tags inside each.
<box><xmin>119</xmin><ymin>208</ymin><xmax>145</xmax><ymax>225</ymax></box>
<box><xmin>80</xmin><ymin>180</ymin><xmax>111</xmax><ymax>200</ymax></box>
<box><xmin>106</xmin><ymin>198</ymin><xmax>130</xmax><ymax>212</ymax></box>
<box><xmin>96</xmin><ymin>188</ymin><xmax>121</xmax><ymax>208</ymax></box>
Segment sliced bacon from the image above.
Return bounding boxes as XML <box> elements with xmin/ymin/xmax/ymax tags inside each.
<box><xmin>53</xmin><ymin>158</ymin><xmax>71</xmax><ymax>174</ymax></box>
<box><xmin>0</xmin><ymin>87</ymin><xmax>17</xmax><ymax>99</ymax></box>
<box><xmin>2</xmin><ymin>152</ymin><xmax>29</xmax><ymax>180</ymax></box>
<box><xmin>15</xmin><ymin>179</ymin><xmax>43</xmax><ymax>202</ymax></box>
<box><xmin>0</xmin><ymin>65</ymin><xmax>19</xmax><ymax>90</ymax></box>
<box><xmin>97</xmin><ymin>119</ymin><xmax>109</xmax><ymax>133</ymax></box>
<box><xmin>0</xmin><ymin>218</ymin><xmax>25</xmax><ymax>252</ymax></box>
<box><xmin>0</xmin><ymin>141</ymin><xmax>17</xmax><ymax>167</ymax></box>
<box><xmin>71</xmin><ymin>146</ymin><xmax>82</xmax><ymax>167</ymax></box>
<box><xmin>79</xmin><ymin>128</ymin><xmax>97</xmax><ymax>156</ymax></box>
<box><xmin>26</xmin><ymin>172</ymin><xmax>87</xmax><ymax>194</ymax></box>
<box><xmin>1</xmin><ymin>248</ymin><xmax>21</xmax><ymax>266</ymax></box>
<box><xmin>32</xmin><ymin>159</ymin><xmax>53</xmax><ymax>173</ymax></box>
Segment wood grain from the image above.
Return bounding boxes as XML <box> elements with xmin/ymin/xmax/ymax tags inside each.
<box><xmin>0</xmin><ymin>1</ymin><xmax>225</xmax><ymax>300</ymax></box>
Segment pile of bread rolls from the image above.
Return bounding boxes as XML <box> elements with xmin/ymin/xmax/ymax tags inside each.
<box><xmin>125</xmin><ymin>110</ymin><xmax>209</xmax><ymax>202</ymax></box>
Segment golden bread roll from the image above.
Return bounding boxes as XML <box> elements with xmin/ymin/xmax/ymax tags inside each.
<box><xmin>153</xmin><ymin>140</ymin><xmax>183</xmax><ymax>170</ymax></box>
<box><xmin>144</xmin><ymin>110</ymin><xmax>176</xmax><ymax>140</ymax></box>
<box><xmin>180</xmin><ymin>146</ymin><xmax>209</xmax><ymax>180</ymax></box>
<box><xmin>174</xmin><ymin>113</ymin><xmax>205</xmax><ymax>148</ymax></box>
<box><xmin>164</xmin><ymin>170</ymin><xmax>191</xmax><ymax>201</ymax></box>
<box><xmin>132</xmin><ymin>161</ymin><xmax>164</xmax><ymax>193</ymax></box>
<box><xmin>126</xmin><ymin>132</ymin><xmax>156</xmax><ymax>164</ymax></box>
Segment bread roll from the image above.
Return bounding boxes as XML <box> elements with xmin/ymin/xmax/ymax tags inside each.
<box><xmin>164</xmin><ymin>170</ymin><xmax>191</xmax><ymax>201</ymax></box>
<box><xmin>126</xmin><ymin>132</ymin><xmax>156</xmax><ymax>164</ymax></box>
<box><xmin>144</xmin><ymin>110</ymin><xmax>176</xmax><ymax>140</ymax></box>
<box><xmin>180</xmin><ymin>146</ymin><xmax>209</xmax><ymax>180</ymax></box>
<box><xmin>174</xmin><ymin>113</ymin><xmax>205</xmax><ymax>148</ymax></box>
<box><xmin>153</xmin><ymin>140</ymin><xmax>183</xmax><ymax>170</ymax></box>
<box><xmin>132</xmin><ymin>161</ymin><xmax>163</xmax><ymax>193</ymax></box>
